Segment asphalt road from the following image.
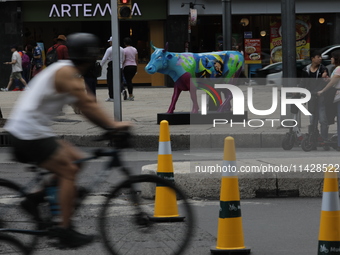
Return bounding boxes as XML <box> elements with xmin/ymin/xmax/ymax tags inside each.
<box><xmin>0</xmin><ymin>148</ymin><xmax>333</xmax><ymax>254</ymax></box>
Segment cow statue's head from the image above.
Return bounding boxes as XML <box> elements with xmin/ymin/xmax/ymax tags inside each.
<box><xmin>145</xmin><ymin>42</ymin><xmax>173</xmax><ymax>74</ymax></box>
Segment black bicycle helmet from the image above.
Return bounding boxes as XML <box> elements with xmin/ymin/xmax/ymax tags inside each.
<box><xmin>66</xmin><ymin>33</ymin><xmax>100</xmax><ymax>62</ymax></box>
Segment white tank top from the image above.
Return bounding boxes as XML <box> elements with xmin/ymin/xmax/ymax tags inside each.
<box><xmin>5</xmin><ymin>60</ymin><xmax>78</xmax><ymax>140</ymax></box>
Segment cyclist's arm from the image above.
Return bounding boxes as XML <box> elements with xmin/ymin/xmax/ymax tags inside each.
<box><xmin>55</xmin><ymin>66</ymin><xmax>129</xmax><ymax>130</ymax></box>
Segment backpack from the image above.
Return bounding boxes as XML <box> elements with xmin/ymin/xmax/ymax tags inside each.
<box><xmin>21</xmin><ymin>52</ymin><xmax>30</xmax><ymax>68</ymax></box>
<box><xmin>45</xmin><ymin>45</ymin><xmax>60</xmax><ymax>66</ymax></box>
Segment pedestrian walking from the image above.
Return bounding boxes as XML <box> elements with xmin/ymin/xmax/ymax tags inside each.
<box><xmin>46</xmin><ymin>34</ymin><xmax>69</xmax><ymax>62</ymax></box>
<box><xmin>31</xmin><ymin>41</ymin><xmax>43</xmax><ymax>78</ymax></box>
<box><xmin>317</xmin><ymin>50</ymin><xmax>340</xmax><ymax>149</ymax></box>
<box><xmin>123</xmin><ymin>37</ymin><xmax>138</xmax><ymax>101</ymax></box>
<box><xmin>100</xmin><ymin>36</ymin><xmax>125</xmax><ymax>102</ymax></box>
<box><xmin>300</xmin><ymin>50</ymin><xmax>330</xmax><ymax>142</ymax></box>
<box><xmin>1</xmin><ymin>45</ymin><xmax>28</xmax><ymax>91</ymax></box>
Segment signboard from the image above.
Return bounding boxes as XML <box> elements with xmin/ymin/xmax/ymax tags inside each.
<box><xmin>244</xmin><ymin>31</ymin><xmax>253</xmax><ymax>39</ymax></box>
<box><xmin>22</xmin><ymin>0</ymin><xmax>166</xmax><ymax>22</ymax></box>
<box><xmin>244</xmin><ymin>39</ymin><xmax>261</xmax><ymax>64</ymax></box>
<box><xmin>270</xmin><ymin>15</ymin><xmax>311</xmax><ymax>63</ymax></box>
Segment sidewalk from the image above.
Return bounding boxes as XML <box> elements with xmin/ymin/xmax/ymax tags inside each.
<box><xmin>0</xmin><ymin>85</ymin><xmax>336</xmax><ymax>150</ymax></box>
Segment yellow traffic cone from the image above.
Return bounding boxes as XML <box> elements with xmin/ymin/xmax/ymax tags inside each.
<box><xmin>149</xmin><ymin>120</ymin><xmax>184</xmax><ymax>222</ymax></box>
<box><xmin>318</xmin><ymin>168</ymin><xmax>340</xmax><ymax>254</ymax></box>
<box><xmin>211</xmin><ymin>136</ymin><xmax>251</xmax><ymax>254</ymax></box>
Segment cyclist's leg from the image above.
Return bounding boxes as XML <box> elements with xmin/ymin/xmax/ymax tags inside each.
<box><xmin>39</xmin><ymin>140</ymin><xmax>93</xmax><ymax>248</ymax></box>
<box><xmin>39</xmin><ymin>140</ymin><xmax>83</xmax><ymax>228</ymax></box>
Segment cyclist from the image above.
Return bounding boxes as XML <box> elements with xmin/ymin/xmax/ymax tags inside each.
<box><xmin>4</xmin><ymin>33</ymin><xmax>131</xmax><ymax>248</ymax></box>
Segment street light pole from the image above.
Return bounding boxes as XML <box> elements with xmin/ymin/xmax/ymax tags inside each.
<box><xmin>281</xmin><ymin>0</ymin><xmax>297</xmax><ymax>126</ymax></box>
<box><xmin>222</xmin><ymin>0</ymin><xmax>232</xmax><ymax>50</ymax></box>
<box><xmin>281</xmin><ymin>0</ymin><xmax>296</xmax><ymax>82</ymax></box>
<box><xmin>110</xmin><ymin>0</ymin><xmax>122</xmax><ymax>121</ymax></box>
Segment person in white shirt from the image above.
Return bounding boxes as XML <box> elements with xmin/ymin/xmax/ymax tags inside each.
<box><xmin>100</xmin><ymin>36</ymin><xmax>126</xmax><ymax>102</ymax></box>
<box><xmin>2</xmin><ymin>45</ymin><xmax>28</xmax><ymax>91</ymax></box>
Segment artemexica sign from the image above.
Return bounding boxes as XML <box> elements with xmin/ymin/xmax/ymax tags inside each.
<box><xmin>22</xmin><ymin>1</ymin><xmax>166</xmax><ymax>22</ymax></box>
<box><xmin>48</xmin><ymin>3</ymin><xmax>141</xmax><ymax>18</ymax></box>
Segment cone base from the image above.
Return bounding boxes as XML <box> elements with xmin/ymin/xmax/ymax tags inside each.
<box><xmin>148</xmin><ymin>216</ymin><xmax>185</xmax><ymax>222</ymax></box>
<box><xmin>210</xmin><ymin>246</ymin><xmax>251</xmax><ymax>255</ymax></box>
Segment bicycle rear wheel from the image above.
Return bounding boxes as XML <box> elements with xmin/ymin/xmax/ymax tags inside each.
<box><xmin>0</xmin><ymin>233</ymin><xmax>28</xmax><ymax>254</ymax></box>
<box><xmin>0</xmin><ymin>179</ymin><xmax>39</xmax><ymax>253</ymax></box>
<box><xmin>99</xmin><ymin>174</ymin><xmax>194</xmax><ymax>255</ymax></box>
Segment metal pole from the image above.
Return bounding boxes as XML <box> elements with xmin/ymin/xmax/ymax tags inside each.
<box><xmin>281</xmin><ymin>0</ymin><xmax>296</xmax><ymax>82</ymax></box>
<box><xmin>110</xmin><ymin>0</ymin><xmax>122</xmax><ymax>121</ymax></box>
<box><xmin>281</xmin><ymin>0</ymin><xmax>297</xmax><ymax>126</ymax></box>
<box><xmin>222</xmin><ymin>0</ymin><xmax>232</xmax><ymax>50</ymax></box>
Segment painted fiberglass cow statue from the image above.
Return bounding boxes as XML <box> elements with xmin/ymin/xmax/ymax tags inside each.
<box><xmin>145</xmin><ymin>43</ymin><xmax>244</xmax><ymax>114</ymax></box>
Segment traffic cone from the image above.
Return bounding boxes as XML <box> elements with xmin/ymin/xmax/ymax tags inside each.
<box><xmin>318</xmin><ymin>168</ymin><xmax>340</xmax><ymax>254</ymax></box>
<box><xmin>211</xmin><ymin>136</ymin><xmax>250</xmax><ymax>254</ymax></box>
<box><xmin>149</xmin><ymin>120</ymin><xmax>185</xmax><ymax>222</ymax></box>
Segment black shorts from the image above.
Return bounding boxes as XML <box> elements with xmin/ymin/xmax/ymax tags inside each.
<box><xmin>9</xmin><ymin>134</ymin><xmax>60</xmax><ymax>165</ymax></box>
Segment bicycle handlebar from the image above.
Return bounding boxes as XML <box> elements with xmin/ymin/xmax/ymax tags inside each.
<box><xmin>95</xmin><ymin>128</ymin><xmax>132</xmax><ymax>149</ymax></box>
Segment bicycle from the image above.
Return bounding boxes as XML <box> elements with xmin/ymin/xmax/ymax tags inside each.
<box><xmin>0</xmin><ymin>130</ymin><xmax>195</xmax><ymax>255</ymax></box>
<box><xmin>301</xmin><ymin>93</ymin><xmax>336</xmax><ymax>152</ymax></box>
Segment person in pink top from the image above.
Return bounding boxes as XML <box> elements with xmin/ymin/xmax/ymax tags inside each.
<box><xmin>123</xmin><ymin>37</ymin><xmax>138</xmax><ymax>101</ymax></box>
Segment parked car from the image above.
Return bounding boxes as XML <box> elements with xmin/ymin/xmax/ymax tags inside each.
<box><xmin>319</xmin><ymin>44</ymin><xmax>340</xmax><ymax>74</ymax></box>
<box><xmin>254</xmin><ymin>45</ymin><xmax>340</xmax><ymax>86</ymax></box>
<box><xmin>266</xmin><ymin>59</ymin><xmax>311</xmax><ymax>86</ymax></box>
<box><xmin>252</xmin><ymin>62</ymin><xmax>283</xmax><ymax>85</ymax></box>
<box><xmin>320</xmin><ymin>44</ymin><xmax>340</xmax><ymax>66</ymax></box>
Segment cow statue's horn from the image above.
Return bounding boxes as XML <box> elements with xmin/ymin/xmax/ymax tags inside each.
<box><xmin>163</xmin><ymin>42</ymin><xmax>169</xmax><ymax>53</ymax></box>
<box><xmin>150</xmin><ymin>41</ymin><xmax>156</xmax><ymax>51</ymax></box>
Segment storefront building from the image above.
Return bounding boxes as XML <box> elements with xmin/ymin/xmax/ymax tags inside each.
<box><xmin>168</xmin><ymin>0</ymin><xmax>340</xmax><ymax>74</ymax></box>
<box><xmin>1</xmin><ymin>0</ymin><xmax>340</xmax><ymax>87</ymax></box>
<box><xmin>0</xmin><ymin>0</ymin><xmax>166</xmax><ymax>87</ymax></box>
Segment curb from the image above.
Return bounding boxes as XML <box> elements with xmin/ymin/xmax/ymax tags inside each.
<box><xmin>142</xmin><ymin>162</ymin><xmax>325</xmax><ymax>199</ymax></box>
<box><xmin>0</xmin><ymin>132</ymin><xmax>335</xmax><ymax>150</ymax></box>
<box><xmin>61</xmin><ymin>133</ymin><xmax>288</xmax><ymax>150</ymax></box>
<box><xmin>0</xmin><ymin>132</ymin><xmax>300</xmax><ymax>150</ymax></box>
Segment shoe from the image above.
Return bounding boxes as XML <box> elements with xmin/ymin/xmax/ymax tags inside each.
<box><xmin>1</xmin><ymin>88</ymin><xmax>8</xmax><ymax>92</ymax></box>
<box><xmin>127</xmin><ymin>96</ymin><xmax>134</xmax><ymax>101</ymax></box>
<box><xmin>122</xmin><ymin>89</ymin><xmax>128</xmax><ymax>100</ymax></box>
<box><xmin>12</xmin><ymin>88</ymin><xmax>20</xmax><ymax>91</ymax></box>
<box><xmin>105</xmin><ymin>98</ymin><xmax>114</xmax><ymax>102</ymax></box>
<box><xmin>49</xmin><ymin>226</ymin><xmax>94</xmax><ymax>248</ymax></box>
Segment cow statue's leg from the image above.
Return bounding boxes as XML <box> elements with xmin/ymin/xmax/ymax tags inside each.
<box><xmin>217</xmin><ymin>89</ymin><xmax>232</xmax><ymax>113</ymax></box>
<box><xmin>189</xmin><ymin>82</ymin><xmax>199</xmax><ymax>113</ymax></box>
<box><xmin>167</xmin><ymin>85</ymin><xmax>182</xmax><ymax>113</ymax></box>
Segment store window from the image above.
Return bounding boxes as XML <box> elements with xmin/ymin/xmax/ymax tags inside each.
<box><xmin>120</xmin><ymin>21</ymin><xmax>150</xmax><ymax>63</ymax></box>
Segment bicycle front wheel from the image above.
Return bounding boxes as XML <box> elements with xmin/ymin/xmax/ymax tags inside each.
<box><xmin>99</xmin><ymin>174</ymin><xmax>194</xmax><ymax>255</ymax></box>
<box><xmin>0</xmin><ymin>233</ymin><xmax>28</xmax><ymax>254</ymax></box>
<box><xmin>0</xmin><ymin>179</ymin><xmax>39</xmax><ymax>253</ymax></box>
